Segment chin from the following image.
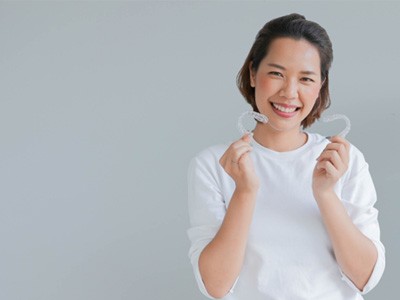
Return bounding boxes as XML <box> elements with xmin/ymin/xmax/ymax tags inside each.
<box><xmin>266</xmin><ymin>119</ymin><xmax>304</xmax><ymax>132</ymax></box>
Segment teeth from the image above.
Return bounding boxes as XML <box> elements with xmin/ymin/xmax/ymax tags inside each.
<box><xmin>272</xmin><ymin>103</ymin><xmax>298</xmax><ymax>113</ymax></box>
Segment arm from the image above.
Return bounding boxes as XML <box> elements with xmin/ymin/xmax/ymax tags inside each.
<box><xmin>314</xmin><ymin>190</ymin><xmax>377</xmax><ymax>290</ymax></box>
<box><xmin>199</xmin><ymin>188</ymin><xmax>257</xmax><ymax>298</ymax></box>
<box><xmin>187</xmin><ymin>134</ymin><xmax>259</xmax><ymax>299</ymax></box>
<box><xmin>199</xmin><ymin>133</ymin><xmax>259</xmax><ymax>298</ymax></box>
<box><xmin>313</xmin><ymin>136</ymin><xmax>384</xmax><ymax>292</ymax></box>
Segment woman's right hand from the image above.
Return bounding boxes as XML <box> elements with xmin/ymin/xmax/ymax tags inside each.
<box><xmin>219</xmin><ymin>133</ymin><xmax>259</xmax><ymax>193</ymax></box>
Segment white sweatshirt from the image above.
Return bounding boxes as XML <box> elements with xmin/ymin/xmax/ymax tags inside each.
<box><xmin>187</xmin><ymin>132</ymin><xmax>385</xmax><ymax>300</ymax></box>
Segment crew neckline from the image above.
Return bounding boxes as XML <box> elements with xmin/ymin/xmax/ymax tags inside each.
<box><xmin>251</xmin><ymin>131</ymin><xmax>314</xmax><ymax>160</ymax></box>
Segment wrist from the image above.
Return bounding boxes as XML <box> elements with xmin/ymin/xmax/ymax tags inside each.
<box><xmin>234</xmin><ymin>186</ymin><xmax>259</xmax><ymax>197</ymax></box>
<box><xmin>313</xmin><ymin>188</ymin><xmax>336</xmax><ymax>202</ymax></box>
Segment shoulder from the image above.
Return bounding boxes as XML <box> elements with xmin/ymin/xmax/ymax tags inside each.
<box><xmin>346</xmin><ymin>141</ymin><xmax>369</xmax><ymax>181</ymax></box>
<box><xmin>190</xmin><ymin>143</ymin><xmax>229</xmax><ymax>166</ymax></box>
<box><xmin>188</xmin><ymin>142</ymin><xmax>230</xmax><ymax>175</ymax></box>
<box><xmin>195</xmin><ymin>143</ymin><xmax>229</xmax><ymax>160</ymax></box>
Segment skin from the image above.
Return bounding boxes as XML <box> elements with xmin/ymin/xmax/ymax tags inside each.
<box><xmin>199</xmin><ymin>37</ymin><xmax>377</xmax><ymax>298</ymax></box>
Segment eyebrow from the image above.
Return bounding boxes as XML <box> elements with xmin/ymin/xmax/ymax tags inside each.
<box><xmin>267</xmin><ymin>63</ymin><xmax>317</xmax><ymax>76</ymax></box>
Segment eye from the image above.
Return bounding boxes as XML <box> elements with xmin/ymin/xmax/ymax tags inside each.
<box><xmin>269</xmin><ymin>71</ymin><xmax>283</xmax><ymax>77</ymax></box>
<box><xmin>301</xmin><ymin>77</ymin><xmax>315</xmax><ymax>83</ymax></box>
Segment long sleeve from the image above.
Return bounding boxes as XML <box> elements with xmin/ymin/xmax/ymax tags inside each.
<box><xmin>186</xmin><ymin>152</ymin><xmax>226</xmax><ymax>299</ymax></box>
<box><xmin>338</xmin><ymin>146</ymin><xmax>385</xmax><ymax>294</ymax></box>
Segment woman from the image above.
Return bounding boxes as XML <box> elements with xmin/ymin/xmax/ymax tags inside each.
<box><xmin>187</xmin><ymin>13</ymin><xmax>385</xmax><ymax>299</ymax></box>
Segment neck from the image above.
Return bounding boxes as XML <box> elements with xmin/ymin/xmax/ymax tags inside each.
<box><xmin>252</xmin><ymin>123</ymin><xmax>307</xmax><ymax>152</ymax></box>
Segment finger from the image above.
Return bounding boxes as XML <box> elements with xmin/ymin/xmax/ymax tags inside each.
<box><xmin>220</xmin><ymin>136</ymin><xmax>251</xmax><ymax>166</ymax></box>
<box><xmin>321</xmin><ymin>143</ymin><xmax>349</xmax><ymax>165</ymax></box>
<box><xmin>219</xmin><ymin>150</ymin><xmax>228</xmax><ymax>166</ymax></box>
<box><xmin>232</xmin><ymin>140</ymin><xmax>252</xmax><ymax>151</ymax></box>
<box><xmin>329</xmin><ymin>135</ymin><xmax>350</xmax><ymax>152</ymax></box>
<box><xmin>235</xmin><ymin>133</ymin><xmax>252</xmax><ymax>146</ymax></box>
<box><xmin>221</xmin><ymin>133</ymin><xmax>253</xmax><ymax>167</ymax></box>
<box><xmin>317</xmin><ymin>150</ymin><xmax>344</xmax><ymax>171</ymax></box>
<box><xmin>231</xmin><ymin>144</ymin><xmax>253</xmax><ymax>163</ymax></box>
<box><xmin>316</xmin><ymin>160</ymin><xmax>338</xmax><ymax>178</ymax></box>
<box><xmin>241</xmin><ymin>132</ymin><xmax>253</xmax><ymax>142</ymax></box>
<box><xmin>336</xmin><ymin>143</ymin><xmax>348</xmax><ymax>166</ymax></box>
<box><xmin>229</xmin><ymin>148</ymin><xmax>253</xmax><ymax>172</ymax></box>
<box><xmin>237</xmin><ymin>151</ymin><xmax>252</xmax><ymax>170</ymax></box>
<box><xmin>230</xmin><ymin>135</ymin><xmax>252</xmax><ymax>150</ymax></box>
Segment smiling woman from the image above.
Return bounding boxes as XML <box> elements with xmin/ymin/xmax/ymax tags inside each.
<box><xmin>187</xmin><ymin>13</ymin><xmax>385</xmax><ymax>300</ymax></box>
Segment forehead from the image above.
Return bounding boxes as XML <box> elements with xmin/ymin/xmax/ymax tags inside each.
<box><xmin>263</xmin><ymin>37</ymin><xmax>321</xmax><ymax>72</ymax></box>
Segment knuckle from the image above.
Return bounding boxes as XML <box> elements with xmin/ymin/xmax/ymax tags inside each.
<box><xmin>232</xmin><ymin>142</ymin><xmax>243</xmax><ymax>150</ymax></box>
<box><xmin>231</xmin><ymin>141</ymin><xmax>240</xmax><ymax>148</ymax></box>
<box><xmin>325</xmin><ymin>150</ymin><xmax>334</xmax><ymax>157</ymax></box>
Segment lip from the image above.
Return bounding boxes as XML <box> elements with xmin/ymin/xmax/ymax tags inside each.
<box><xmin>270</xmin><ymin>102</ymin><xmax>301</xmax><ymax>118</ymax></box>
<box><xmin>271</xmin><ymin>102</ymin><xmax>301</xmax><ymax>109</ymax></box>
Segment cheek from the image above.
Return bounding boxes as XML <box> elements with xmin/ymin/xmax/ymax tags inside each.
<box><xmin>259</xmin><ymin>77</ymin><xmax>278</xmax><ymax>90</ymax></box>
<box><xmin>255</xmin><ymin>77</ymin><xmax>279</xmax><ymax>97</ymax></box>
<box><xmin>302</xmin><ymin>86</ymin><xmax>321</xmax><ymax>103</ymax></box>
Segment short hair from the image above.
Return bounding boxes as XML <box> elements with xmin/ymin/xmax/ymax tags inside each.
<box><xmin>236</xmin><ymin>13</ymin><xmax>333</xmax><ymax>128</ymax></box>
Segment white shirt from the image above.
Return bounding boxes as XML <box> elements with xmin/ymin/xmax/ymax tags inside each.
<box><xmin>187</xmin><ymin>132</ymin><xmax>385</xmax><ymax>300</ymax></box>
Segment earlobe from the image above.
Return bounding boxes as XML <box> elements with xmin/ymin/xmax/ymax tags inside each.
<box><xmin>250</xmin><ymin>77</ymin><xmax>255</xmax><ymax>88</ymax></box>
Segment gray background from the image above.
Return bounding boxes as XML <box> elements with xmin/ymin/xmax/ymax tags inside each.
<box><xmin>0</xmin><ymin>1</ymin><xmax>398</xmax><ymax>299</ymax></box>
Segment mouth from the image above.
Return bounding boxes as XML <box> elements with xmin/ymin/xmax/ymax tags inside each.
<box><xmin>270</xmin><ymin>102</ymin><xmax>302</xmax><ymax>118</ymax></box>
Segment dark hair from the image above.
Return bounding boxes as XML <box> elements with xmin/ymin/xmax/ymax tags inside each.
<box><xmin>237</xmin><ymin>13</ymin><xmax>333</xmax><ymax>128</ymax></box>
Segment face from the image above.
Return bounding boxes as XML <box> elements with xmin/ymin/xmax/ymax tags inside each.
<box><xmin>250</xmin><ymin>37</ymin><xmax>323</xmax><ymax>133</ymax></box>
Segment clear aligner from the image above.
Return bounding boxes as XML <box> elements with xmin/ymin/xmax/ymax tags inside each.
<box><xmin>321</xmin><ymin>114</ymin><xmax>351</xmax><ymax>138</ymax></box>
<box><xmin>237</xmin><ymin>111</ymin><xmax>268</xmax><ymax>135</ymax></box>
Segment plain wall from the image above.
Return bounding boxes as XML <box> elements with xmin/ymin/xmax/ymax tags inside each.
<box><xmin>0</xmin><ymin>1</ymin><xmax>399</xmax><ymax>299</ymax></box>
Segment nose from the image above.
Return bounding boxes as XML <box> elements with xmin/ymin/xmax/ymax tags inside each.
<box><xmin>279</xmin><ymin>79</ymin><xmax>298</xmax><ymax>99</ymax></box>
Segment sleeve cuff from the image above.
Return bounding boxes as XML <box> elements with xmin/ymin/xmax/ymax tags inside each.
<box><xmin>189</xmin><ymin>242</ymin><xmax>239</xmax><ymax>299</ymax></box>
<box><xmin>340</xmin><ymin>239</ymin><xmax>386</xmax><ymax>295</ymax></box>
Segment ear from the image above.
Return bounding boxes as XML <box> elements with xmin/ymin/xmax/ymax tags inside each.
<box><xmin>249</xmin><ymin>61</ymin><xmax>256</xmax><ymax>88</ymax></box>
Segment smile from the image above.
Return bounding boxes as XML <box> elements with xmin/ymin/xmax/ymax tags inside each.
<box><xmin>270</xmin><ymin>102</ymin><xmax>302</xmax><ymax>118</ymax></box>
<box><xmin>271</xmin><ymin>102</ymin><xmax>301</xmax><ymax>113</ymax></box>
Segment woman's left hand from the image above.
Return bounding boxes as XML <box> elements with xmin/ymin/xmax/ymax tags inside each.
<box><xmin>312</xmin><ymin>135</ymin><xmax>350</xmax><ymax>199</ymax></box>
